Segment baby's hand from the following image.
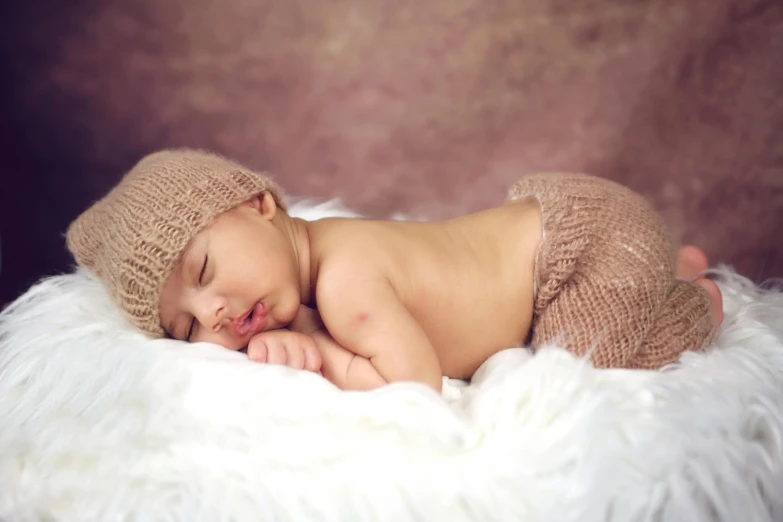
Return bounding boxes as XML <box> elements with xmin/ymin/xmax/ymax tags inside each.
<box><xmin>247</xmin><ymin>329</ymin><xmax>322</xmax><ymax>374</ymax></box>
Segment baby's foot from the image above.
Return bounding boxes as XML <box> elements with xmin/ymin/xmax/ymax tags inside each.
<box><xmin>676</xmin><ymin>245</ymin><xmax>724</xmax><ymax>327</ymax></box>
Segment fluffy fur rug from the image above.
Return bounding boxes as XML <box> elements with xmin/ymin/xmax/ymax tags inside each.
<box><xmin>1</xmin><ymin>201</ymin><xmax>782</xmax><ymax>522</ymax></box>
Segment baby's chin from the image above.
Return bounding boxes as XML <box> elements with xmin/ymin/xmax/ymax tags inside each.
<box><xmin>209</xmin><ymin>327</ymin><xmax>259</xmax><ymax>351</ymax></box>
<box><xmin>270</xmin><ymin>299</ymin><xmax>301</xmax><ymax>329</ymax></box>
<box><xmin>220</xmin><ymin>337</ymin><xmax>251</xmax><ymax>351</ymax></box>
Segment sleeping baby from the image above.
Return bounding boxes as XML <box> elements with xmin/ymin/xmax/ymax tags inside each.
<box><xmin>66</xmin><ymin>149</ymin><xmax>722</xmax><ymax>392</ymax></box>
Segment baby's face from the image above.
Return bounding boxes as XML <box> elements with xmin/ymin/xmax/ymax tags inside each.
<box><xmin>159</xmin><ymin>194</ymin><xmax>302</xmax><ymax>350</ymax></box>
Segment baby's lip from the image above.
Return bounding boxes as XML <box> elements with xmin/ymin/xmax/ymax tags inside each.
<box><xmin>231</xmin><ymin>302</ymin><xmax>266</xmax><ymax>337</ymax></box>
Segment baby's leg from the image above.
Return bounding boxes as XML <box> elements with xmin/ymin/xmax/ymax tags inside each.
<box><xmin>628</xmin><ymin>278</ymin><xmax>713</xmax><ymax>369</ymax></box>
<box><xmin>508</xmin><ymin>173</ymin><xmax>714</xmax><ymax>369</ymax></box>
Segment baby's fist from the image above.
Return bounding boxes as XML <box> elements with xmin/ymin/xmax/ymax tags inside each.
<box><xmin>247</xmin><ymin>329</ymin><xmax>322</xmax><ymax>373</ymax></box>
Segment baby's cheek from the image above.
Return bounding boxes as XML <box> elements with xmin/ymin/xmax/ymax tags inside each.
<box><xmin>276</xmin><ymin>296</ymin><xmax>299</xmax><ymax>325</ymax></box>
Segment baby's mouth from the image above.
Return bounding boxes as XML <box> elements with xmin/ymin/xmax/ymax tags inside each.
<box><xmin>232</xmin><ymin>302</ymin><xmax>267</xmax><ymax>337</ymax></box>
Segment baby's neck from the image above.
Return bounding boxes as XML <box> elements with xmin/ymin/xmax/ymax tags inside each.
<box><xmin>276</xmin><ymin>214</ymin><xmax>315</xmax><ymax>306</ymax></box>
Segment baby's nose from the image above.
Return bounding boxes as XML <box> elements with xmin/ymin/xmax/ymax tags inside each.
<box><xmin>208</xmin><ymin>298</ymin><xmax>229</xmax><ymax>332</ymax></box>
<box><xmin>215</xmin><ymin>303</ymin><xmax>226</xmax><ymax>320</ymax></box>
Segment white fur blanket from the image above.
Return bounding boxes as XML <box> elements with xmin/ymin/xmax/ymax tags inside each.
<box><xmin>1</xmin><ymin>201</ymin><xmax>782</xmax><ymax>522</ymax></box>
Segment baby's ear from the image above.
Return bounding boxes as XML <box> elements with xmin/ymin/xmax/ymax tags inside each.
<box><xmin>258</xmin><ymin>191</ymin><xmax>278</xmax><ymax>220</ymax></box>
<box><xmin>245</xmin><ymin>192</ymin><xmax>278</xmax><ymax>220</ymax></box>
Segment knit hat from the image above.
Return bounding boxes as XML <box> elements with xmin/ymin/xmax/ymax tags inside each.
<box><xmin>66</xmin><ymin>148</ymin><xmax>286</xmax><ymax>337</ymax></box>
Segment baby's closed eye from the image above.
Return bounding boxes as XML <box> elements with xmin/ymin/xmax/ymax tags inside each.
<box><xmin>198</xmin><ymin>254</ymin><xmax>208</xmax><ymax>285</ymax></box>
<box><xmin>186</xmin><ymin>252</ymin><xmax>210</xmax><ymax>340</ymax></box>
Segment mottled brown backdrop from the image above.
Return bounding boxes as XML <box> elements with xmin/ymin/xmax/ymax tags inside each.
<box><xmin>1</xmin><ymin>0</ymin><xmax>782</xmax><ymax>306</ymax></box>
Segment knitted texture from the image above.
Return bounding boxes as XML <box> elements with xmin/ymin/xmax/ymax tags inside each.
<box><xmin>509</xmin><ymin>173</ymin><xmax>713</xmax><ymax>369</ymax></box>
<box><xmin>66</xmin><ymin>148</ymin><xmax>286</xmax><ymax>337</ymax></box>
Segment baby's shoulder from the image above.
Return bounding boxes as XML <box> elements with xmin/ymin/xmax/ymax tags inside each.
<box><xmin>311</xmin><ymin>219</ymin><xmax>391</xmax><ymax>293</ymax></box>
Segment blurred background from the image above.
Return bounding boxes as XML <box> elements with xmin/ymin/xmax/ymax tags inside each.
<box><xmin>1</xmin><ymin>0</ymin><xmax>782</xmax><ymax>307</ymax></box>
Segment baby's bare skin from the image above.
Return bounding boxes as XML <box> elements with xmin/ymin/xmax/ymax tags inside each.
<box><xmin>159</xmin><ymin>192</ymin><xmax>541</xmax><ymax>392</ymax></box>
<box><xmin>302</xmin><ymin>197</ymin><xmax>542</xmax><ymax>390</ymax></box>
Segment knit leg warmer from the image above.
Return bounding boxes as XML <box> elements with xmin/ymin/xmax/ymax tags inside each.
<box><xmin>508</xmin><ymin>173</ymin><xmax>714</xmax><ymax>370</ymax></box>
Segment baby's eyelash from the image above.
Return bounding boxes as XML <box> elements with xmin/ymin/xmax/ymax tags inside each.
<box><xmin>186</xmin><ymin>254</ymin><xmax>209</xmax><ymax>342</ymax></box>
<box><xmin>199</xmin><ymin>255</ymin><xmax>208</xmax><ymax>284</ymax></box>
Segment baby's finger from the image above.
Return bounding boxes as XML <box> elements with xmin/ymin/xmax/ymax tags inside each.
<box><xmin>247</xmin><ymin>338</ymin><xmax>269</xmax><ymax>363</ymax></box>
<box><xmin>286</xmin><ymin>343</ymin><xmax>306</xmax><ymax>370</ymax></box>
<box><xmin>302</xmin><ymin>340</ymin><xmax>322</xmax><ymax>373</ymax></box>
<box><xmin>266</xmin><ymin>341</ymin><xmax>288</xmax><ymax>366</ymax></box>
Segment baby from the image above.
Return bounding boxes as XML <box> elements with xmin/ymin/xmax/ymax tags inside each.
<box><xmin>66</xmin><ymin>149</ymin><xmax>721</xmax><ymax>392</ymax></box>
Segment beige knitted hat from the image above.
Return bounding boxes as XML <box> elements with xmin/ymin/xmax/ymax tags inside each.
<box><xmin>66</xmin><ymin>148</ymin><xmax>286</xmax><ymax>337</ymax></box>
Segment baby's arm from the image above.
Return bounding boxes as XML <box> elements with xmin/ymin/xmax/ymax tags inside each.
<box><xmin>311</xmin><ymin>330</ymin><xmax>388</xmax><ymax>390</ymax></box>
<box><xmin>316</xmin><ymin>268</ymin><xmax>443</xmax><ymax>393</ymax></box>
<box><xmin>290</xmin><ymin>305</ymin><xmax>386</xmax><ymax>390</ymax></box>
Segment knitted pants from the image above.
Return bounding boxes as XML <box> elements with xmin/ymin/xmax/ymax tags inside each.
<box><xmin>508</xmin><ymin>173</ymin><xmax>714</xmax><ymax>370</ymax></box>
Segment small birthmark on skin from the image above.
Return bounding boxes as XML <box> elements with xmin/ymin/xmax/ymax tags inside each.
<box><xmin>356</xmin><ymin>312</ymin><xmax>369</xmax><ymax>323</ymax></box>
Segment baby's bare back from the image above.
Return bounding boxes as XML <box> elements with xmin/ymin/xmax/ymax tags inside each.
<box><xmin>308</xmin><ymin>198</ymin><xmax>541</xmax><ymax>379</ymax></box>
